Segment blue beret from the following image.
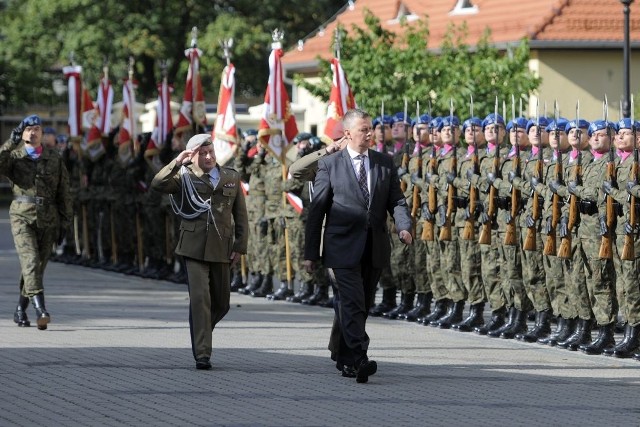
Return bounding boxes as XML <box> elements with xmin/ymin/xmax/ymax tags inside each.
<box><xmin>373</xmin><ymin>115</ymin><xmax>393</xmax><ymax>128</ymax></box>
<box><xmin>441</xmin><ymin>116</ymin><xmax>460</xmax><ymax>128</ymax></box>
<box><xmin>462</xmin><ymin>117</ymin><xmax>482</xmax><ymax>132</ymax></box>
<box><xmin>293</xmin><ymin>132</ymin><xmax>314</xmax><ymax>143</ymax></box>
<box><xmin>43</xmin><ymin>127</ymin><xmax>56</xmax><ymax>135</ymax></box>
<box><xmin>429</xmin><ymin>117</ymin><xmax>443</xmax><ymax>131</ymax></box>
<box><xmin>391</xmin><ymin>112</ymin><xmax>409</xmax><ymax>125</ymax></box>
<box><xmin>506</xmin><ymin>117</ymin><xmax>528</xmax><ymax>132</ymax></box>
<box><xmin>481</xmin><ymin>113</ymin><xmax>505</xmax><ymax>131</ymax></box>
<box><xmin>242</xmin><ymin>129</ymin><xmax>258</xmax><ymax>138</ymax></box>
<box><xmin>616</xmin><ymin>118</ymin><xmax>640</xmax><ymax>131</ymax></box>
<box><xmin>588</xmin><ymin>120</ymin><xmax>615</xmax><ymax>137</ymax></box>
<box><xmin>411</xmin><ymin>114</ymin><xmax>431</xmax><ymax>127</ymax></box>
<box><xmin>545</xmin><ymin>118</ymin><xmax>569</xmax><ymax>133</ymax></box>
<box><xmin>56</xmin><ymin>134</ymin><xmax>69</xmax><ymax>144</ymax></box>
<box><xmin>526</xmin><ymin>117</ymin><xmax>550</xmax><ymax>133</ymax></box>
<box><xmin>565</xmin><ymin>119</ymin><xmax>590</xmax><ymax>132</ymax></box>
<box><xmin>21</xmin><ymin>114</ymin><xmax>42</xmax><ymax>128</ymax></box>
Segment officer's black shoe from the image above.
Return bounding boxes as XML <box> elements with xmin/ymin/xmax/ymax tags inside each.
<box><xmin>606</xmin><ymin>324</ymin><xmax>640</xmax><ymax>358</ymax></box>
<box><xmin>31</xmin><ymin>293</ymin><xmax>50</xmax><ymax>330</ymax></box>
<box><xmin>13</xmin><ymin>295</ymin><xmax>31</xmax><ymax>327</ymax></box>
<box><xmin>432</xmin><ymin>300</ymin><xmax>464</xmax><ymax>329</ymax></box>
<box><xmin>488</xmin><ymin>306</ymin><xmax>518</xmax><ymax>338</ymax></box>
<box><xmin>500</xmin><ymin>308</ymin><xmax>528</xmax><ymax>339</ymax></box>
<box><xmin>419</xmin><ymin>298</ymin><xmax>449</xmax><ymax>325</ymax></box>
<box><xmin>319</xmin><ymin>294</ymin><xmax>334</xmax><ymax>308</ymax></box>
<box><xmin>369</xmin><ymin>288</ymin><xmax>397</xmax><ymax>317</ymax></box>
<box><xmin>404</xmin><ymin>293</ymin><xmax>432</xmax><ymax>322</ymax></box>
<box><xmin>557</xmin><ymin>318</ymin><xmax>592</xmax><ymax>351</ymax></box>
<box><xmin>266</xmin><ymin>282</ymin><xmax>294</xmax><ymax>301</ymax></box>
<box><xmin>230</xmin><ymin>271</ymin><xmax>244</xmax><ymax>292</ymax></box>
<box><xmin>250</xmin><ymin>274</ymin><xmax>273</xmax><ymax>298</ymax></box>
<box><xmin>240</xmin><ymin>272</ymin><xmax>262</xmax><ymax>295</ymax></box>
<box><xmin>516</xmin><ymin>309</ymin><xmax>551</xmax><ymax>342</ymax></box>
<box><xmin>302</xmin><ymin>286</ymin><xmax>328</xmax><ymax>305</ymax></box>
<box><xmin>538</xmin><ymin>317</ymin><xmax>575</xmax><ymax>346</ymax></box>
<box><xmin>383</xmin><ymin>292</ymin><xmax>415</xmax><ymax>320</ymax></box>
<box><xmin>355</xmin><ymin>358</ymin><xmax>377</xmax><ymax>384</ymax></box>
<box><xmin>474</xmin><ymin>307</ymin><xmax>506</xmax><ymax>335</ymax></box>
<box><xmin>452</xmin><ymin>302</ymin><xmax>485</xmax><ymax>332</ymax></box>
<box><xmin>580</xmin><ymin>323</ymin><xmax>616</xmax><ymax>355</ymax></box>
<box><xmin>195</xmin><ymin>358</ymin><xmax>212</xmax><ymax>370</ymax></box>
<box><xmin>288</xmin><ymin>282</ymin><xmax>314</xmax><ymax>303</ymax></box>
<box><xmin>341</xmin><ymin>365</ymin><xmax>356</xmax><ymax>378</ymax></box>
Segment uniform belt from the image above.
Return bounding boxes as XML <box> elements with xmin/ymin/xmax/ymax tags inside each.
<box><xmin>452</xmin><ymin>196</ymin><xmax>468</xmax><ymax>209</ymax></box>
<box><xmin>14</xmin><ymin>195</ymin><xmax>49</xmax><ymax>206</ymax></box>
<box><xmin>496</xmin><ymin>197</ymin><xmax>510</xmax><ymax>210</ymax></box>
<box><xmin>578</xmin><ymin>200</ymin><xmax>598</xmax><ymax>215</ymax></box>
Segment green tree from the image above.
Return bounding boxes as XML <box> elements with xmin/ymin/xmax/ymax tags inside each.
<box><xmin>295</xmin><ymin>10</ymin><xmax>541</xmax><ymax>120</ymax></box>
<box><xmin>0</xmin><ymin>0</ymin><xmax>344</xmax><ymax>111</ymax></box>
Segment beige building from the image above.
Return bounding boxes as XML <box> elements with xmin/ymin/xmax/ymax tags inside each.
<box><xmin>282</xmin><ymin>0</ymin><xmax>640</xmax><ymax>128</ymax></box>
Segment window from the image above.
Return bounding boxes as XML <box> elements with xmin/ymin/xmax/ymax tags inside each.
<box><xmin>450</xmin><ymin>0</ymin><xmax>479</xmax><ymax>16</ymax></box>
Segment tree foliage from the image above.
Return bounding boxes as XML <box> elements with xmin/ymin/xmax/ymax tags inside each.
<box><xmin>0</xmin><ymin>0</ymin><xmax>344</xmax><ymax>111</ymax></box>
<box><xmin>295</xmin><ymin>10</ymin><xmax>541</xmax><ymax>119</ymax></box>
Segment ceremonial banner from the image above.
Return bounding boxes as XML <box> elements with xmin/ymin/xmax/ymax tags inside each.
<box><xmin>96</xmin><ymin>76</ymin><xmax>114</xmax><ymax>136</ymax></box>
<box><xmin>322</xmin><ymin>57</ymin><xmax>356</xmax><ymax>143</ymax></box>
<box><xmin>258</xmin><ymin>41</ymin><xmax>298</xmax><ymax>162</ymax></box>
<box><xmin>63</xmin><ymin>65</ymin><xmax>83</xmax><ymax>139</ymax></box>
<box><xmin>118</xmin><ymin>77</ymin><xmax>137</xmax><ymax>145</ymax></box>
<box><xmin>146</xmin><ymin>78</ymin><xmax>174</xmax><ymax>163</ymax></box>
<box><xmin>176</xmin><ymin>46</ymin><xmax>206</xmax><ymax>134</ymax></box>
<box><xmin>81</xmin><ymin>87</ymin><xmax>101</xmax><ymax>146</ymax></box>
<box><xmin>212</xmin><ymin>63</ymin><xmax>238</xmax><ymax>166</ymax></box>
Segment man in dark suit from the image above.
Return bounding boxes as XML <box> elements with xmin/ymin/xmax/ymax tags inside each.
<box><xmin>304</xmin><ymin>108</ymin><xmax>413</xmax><ymax>383</ymax></box>
<box><xmin>152</xmin><ymin>134</ymin><xmax>248</xmax><ymax>370</ymax></box>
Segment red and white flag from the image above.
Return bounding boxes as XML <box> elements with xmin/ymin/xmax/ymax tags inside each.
<box><xmin>175</xmin><ymin>46</ymin><xmax>206</xmax><ymax>134</ymax></box>
<box><xmin>118</xmin><ymin>77</ymin><xmax>138</xmax><ymax>145</ymax></box>
<box><xmin>258</xmin><ymin>41</ymin><xmax>298</xmax><ymax>162</ymax></box>
<box><xmin>63</xmin><ymin>65</ymin><xmax>83</xmax><ymax>139</ymax></box>
<box><xmin>212</xmin><ymin>63</ymin><xmax>238</xmax><ymax>166</ymax></box>
<box><xmin>81</xmin><ymin>87</ymin><xmax>101</xmax><ymax>146</ymax></box>
<box><xmin>322</xmin><ymin>58</ymin><xmax>356</xmax><ymax>143</ymax></box>
<box><xmin>286</xmin><ymin>192</ymin><xmax>304</xmax><ymax>214</ymax></box>
<box><xmin>146</xmin><ymin>78</ymin><xmax>174</xmax><ymax>158</ymax></box>
<box><xmin>96</xmin><ymin>75</ymin><xmax>114</xmax><ymax>136</ymax></box>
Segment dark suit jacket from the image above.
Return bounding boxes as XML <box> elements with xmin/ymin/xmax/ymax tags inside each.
<box><xmin>304</xmin><ymin>148</ymin><xmax>411</xmax><ymax>269</ymax></box>
<box><xmin>151</xmin><ymin>159</ymin><xmax>248</xmax><ymax>263</ymax></box>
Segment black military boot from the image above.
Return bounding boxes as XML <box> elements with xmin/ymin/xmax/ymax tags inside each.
<box><xmin>606</xmin><ymin>324</ymin><xmax>640</xmax><ymax>358</ymax></box>
<box><xmin>516</xmin><ymin>309</ymin><xmax>552</xmax><ymax>343</ymax></box>
<box><xmin>302</xmin><ymin>285</ymin><xmax>328</xmax><ymax>305</ymax></box>
<box><xmin>230</xmin><ymin>270</ymin><xmax>244</xmax><ymax>292</ymax></box>
<box><xmin>13</xmin><ymin>295</ymin><xmax>31</xmax><ymax>327</ymax></box>
<box><xmin>267</xmin><ymin>282</ymin><xmax>294</xmax><ymax>301</ymax></box>
<box><xmin>487</xmin><ymin>306</ymin><xmax>517</xmax><ymax>338</ymax></box>
<box><xmin>419</xmin><ymin>298</ymin><xmax>449</xmax><ymax>325</ymax></box>
<box><xmin>431</xmin><ymin>300</ymin><xmax>464</xmax><ymax>329</ymax></box>
<box><xmin>30</xmin><ymin>293</ymin><xmax>50</xmax><ymax>330</ymax></box>
<box><xmin>319</xmin><ymin>293</ymin><xmax>334</xmax><ymax>308</ymax></box>
<box><xmin>474</xmin><ymin>307</ymin><xmax>506</xmax><ymax>335</ymax></box>
<box><xmin>538</xmin><ymin>317</ymin><xmax>575</xmax><ymax>346</ymax></box>
<box><xmin>499</xmin><ymin>308</ymin><xmax>528</xmax><ymax>339</ymax></box>
<box><xmin>288</xmin><ymin>282</ymin><xmax>314</xmax><ymax>303</ymax></box>
<box><xmin>240</xmin><ymin>272</ymin><xmax>262</xmax><ymax>295</ymax></box>
<box><xmin>251</xmin><ymin>274</ymin><xmax>273</xmax><ymax>298</ymax></box>
<box><xmin>557</xmin><ymin>318</ymin><xmax>592</xmax><ymax>351</ymax></box>
<box><xmin>369</xmin><ymin>288</ymin><xmax>397</xmax><ymax>317</ymax></box>
<box><xmin>404</xmin><ymin>293</ymin><xmax>432</xmax><ymax>322</ymax></box>
<box><xmin>580</xmin><ymin>323</ymin><xmax>616</xmax><ymax>355</ymax></box>
<box><xmin>633</xmin><ymin>351</ymin><xmax>640</xmax><ymax>361</ymax></box>
<box><xmin>383</xmin><ymin>292</ymin><xmax>415</xmax><ymax>320</ymax></box>
<box><xmin>452</xmin><ymin>302</ymin><xmax>485</xmax><ymax>332</ymax></box>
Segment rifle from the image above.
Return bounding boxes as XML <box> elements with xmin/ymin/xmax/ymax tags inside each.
<box><xmin>411</xmin><ymin>104</ymin><xmax>423</xmax><ymax>237</ymax></box>
<box><xmin>479</xmin><ymin>97</ymin><xmax>500</xmax><ymax>245</ymax></box>
<box><xmin>136</xmin><ymin>209</ymin><xmax>145</xmax><ymax>272</ymax></box>
<box><xmin>543</xmin><ymin>102</ymin><xmax>563</xmax><ymax>255</ymax></box>
<box><xmin>622</xmin><ymin>96</ymin><xmax>637</xmax><ymax>260</ymax></box>
<box><xmin>439</xmin><ymin>99</ymin><xmax>457</xmax><ymax>241</ymax></box>
<box><xmin>503</xmin><ymin>96</ymin><xmax>521</xmax><ymax>246</ymax></box>
<box><xmin>110</xmin><ymin>207</ymin><xmax>118</xmax><ymax>265</ymax></box>
<box><xmin>523</xmin><ymin>100</ymin><xmax>543</xmax><ymax>251</ymax></box>
<box><xmin>558</xmin><ymin>101</ymin><xmax>582</xmax><ymax>259</ymax></box>
<box><xmin>400</xmin><ymin>98</ymin><xmax>410</xmax><ymax>192</ymax></box>
<box><xmin>421</xmin><ymin>139</ymin><xmax>437</xmax><ymax>241</ymax></box>
<box><xmin>598</xmin><ymin>98</ymin><xmax>615</xmax><ymax>260</ymax></box>
<box><xmin>463</xmin><ymin>95</ymin><xmax>478</xmax><ymax>240</ymax></box>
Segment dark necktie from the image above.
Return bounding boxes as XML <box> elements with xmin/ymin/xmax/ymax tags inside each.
<box><xmin>357</xmin><ymin>155</ymin><xmax>369</xmax><ymax>206</ymax></box>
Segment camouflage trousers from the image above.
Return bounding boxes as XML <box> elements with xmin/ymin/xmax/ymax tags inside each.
<box><xmin>247</xmin><ymin>217</ymin><xmax>274</xmax><ymax>275</ymax></box>
<box><xmin>479</xmin><ymin>230</ymin><xmax>506</xmax><ymax>311</ymax></box>
<box><xmin>562</xmin><ymin>232</ymin><xmax>593</xmax><ymax>321</ymax></box>
<box><xmin>438</xmin><ymin>227</ymin><xmax>465</xmax><ymax>303</ymax></box>
<box><xmin>458</xmin><ymin>227</ymin><xmax>483</xmax><ymax>305</ymax></box>
<box><xmin>521</xmin><ymin>231</ymin><xmax>551</xmax><ymax>312</ymax></box>
<box><xmin>287</xmin><ymin>216</ymin><xmax>322</xmax><ymax>286</ymax></box>
<box><xmin>413</xmin><ymin>221</ymin><xmax>429</xmax><ymax>294</ymax></box>
<box><xmin>577</xmin><ymin>237</ymin><xmax>617</xmax><ymax>326</ymax></box>
<box><xmin>273</xmin><ymin>217</ymin><xmax>297</xmax><ymax>284</ymax></box>
<box><xmin>425</xmin><ymin>226</ymin><xmax>447</xmax><ymax>301</ymax></box>
<box><xmin>10</xmin><ymin>217</ymin><xmax>56</xmax><ymax>297</ymax></box>
<box><xmin>497</xmin><ymin>229</ymin><xmax>532</xmax><ymax>312</ymax></box>
<box><xmin>542</xmin><ymin>229</ymin><xmax>576</xmax><ymax>319</ymax></box>
<box><xmin>389</xmin><ymin>233</ymin><xmax>415</xmax><ymax>293</ymax></box>
<box><xmin>110</xmin><ymin>200</ymin><xmax>136</xmax><ymax>264</ymax></box>
<box><xmin>613</xmin><ymin>236</ymin><xmax>640</xmax><ymax>326</ymax></box>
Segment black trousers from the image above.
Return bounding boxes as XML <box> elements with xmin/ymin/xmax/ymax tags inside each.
<box><xmin>327</xmin><ymin>230</ymin><xmax>381</xmax><ymax>367</ymax></box>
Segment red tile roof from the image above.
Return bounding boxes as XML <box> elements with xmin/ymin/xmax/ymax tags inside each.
<box><xmin>283</xmin><ymin>0</ymin><xmax>640</xmax><ymax>68</ymax></box>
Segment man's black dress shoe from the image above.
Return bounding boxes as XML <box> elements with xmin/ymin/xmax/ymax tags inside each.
<box><xmin>196</xmin><ymin>358</ymin><xmax>212</xmax><ymax>370</ymax></box>
<box><xmin>356</xmin><ymin>359</ymin><xmax>377</xmax><ymax>383</ymax></box>
<box><xmin>341</xmin><ymin>365</ymin><xmax>356</xmax><ymax>378</ymax></box>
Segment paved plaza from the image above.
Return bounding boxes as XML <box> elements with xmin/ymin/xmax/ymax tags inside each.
<box><xmin>0</xmin><ymin>208</ymin><xmax>639</xmax><ymax>426</ymax></box>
